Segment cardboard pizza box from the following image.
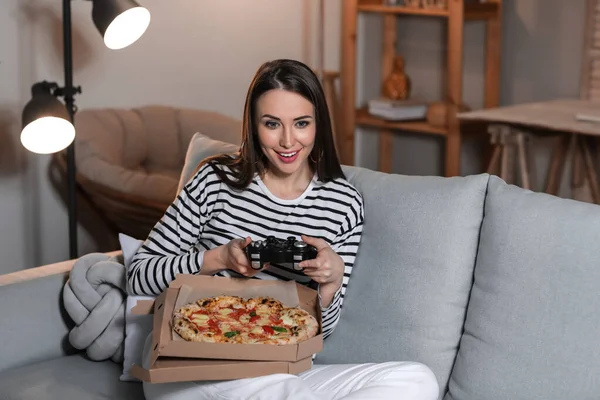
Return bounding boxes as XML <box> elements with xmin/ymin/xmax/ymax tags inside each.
<box><xmin>129</xmin><ymin>275</ymin><xmax>323</xmax><ymax>382</ymax></box>
<box><xmin>130</xmin><ymin>356</ymin><xmax>314</xmax><ymax>384</ymax></box>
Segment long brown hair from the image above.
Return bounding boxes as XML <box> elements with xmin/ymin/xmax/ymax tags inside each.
<box><xmin>199</xmin><ymin>59</ymin><xmax>345</xmax><ymax>191</ymax></box>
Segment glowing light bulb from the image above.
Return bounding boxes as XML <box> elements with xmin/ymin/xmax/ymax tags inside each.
<box><xmin>103</xmin><ymin>7</ymin><xmax>151</xmax><ymax>50</ymax></box>
<box><xmin>21</xmin><ymin>116</ymin><xmax>75</xmax><ymax>154</ymax></box>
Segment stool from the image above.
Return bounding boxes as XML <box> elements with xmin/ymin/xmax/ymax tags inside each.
<box><xmin>546</xmin><ymin>133</ymin><xmax>600</xmax><ymax>204</ymax></box>
<box><xmin>486</xmin><ymin>125</ymin><xmax>536</xmax><ymax>190</ymax></box>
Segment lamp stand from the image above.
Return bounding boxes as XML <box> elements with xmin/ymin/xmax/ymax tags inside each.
<box><xmin>62</xmin><ymin>0</ymin><xmax>81</xmax><ymax>260</ymax></box>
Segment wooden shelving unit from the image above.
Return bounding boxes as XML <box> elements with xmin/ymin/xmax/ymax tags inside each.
<box><xmin>339</xmin><ymin>0</ymin><xmax>503</xmax><ymax>176</ymax></box>
<box><xmin>355</xmin><ymin>108</ymin><xmax>448</xmax><ymax>135</ymax></box>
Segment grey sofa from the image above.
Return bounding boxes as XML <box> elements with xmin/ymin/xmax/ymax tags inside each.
<box><xmin>2</xmin><ymin>165</ymin><xmax>599</xmax><ymax>400</ymax></box>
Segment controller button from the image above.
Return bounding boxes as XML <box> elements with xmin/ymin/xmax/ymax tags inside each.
<box><xmin>294</xmin><ymin>241</ymin><xmax>307</xmax><ymax>248</ymax></box>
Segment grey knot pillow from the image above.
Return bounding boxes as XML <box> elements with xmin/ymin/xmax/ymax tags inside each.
<box><xmin>62</xmin><ymin>253</ymin><xmax>127</xmax><ymax>362</ymax></box>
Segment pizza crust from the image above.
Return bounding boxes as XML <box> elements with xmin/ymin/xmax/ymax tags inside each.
<box><xmin>172</xmin><ymin>295</ymin><xmax>319</xmax><ymax>345</ymax></box>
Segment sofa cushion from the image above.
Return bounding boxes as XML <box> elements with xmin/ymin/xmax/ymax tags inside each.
<box><xmin>446</xmin><ymin>176</ymin><xmax>600</xmax><ymax>400</ymax></box>
<box><xmin>315</xmin><ymin>166</ymin><xmax>489</xmax><ymax>398</ymax></box>
<box><xmin>0</xmin><ymin>269</ymin><xmax>74</xmax><ymax>373</ymax></box>
<box><xmin>176</xmin><ymin>132</ymin><xmax>239</xmax><ymax>194</ymax></box>
<box><xmin>0</xmin><ymin>354</ymin><xmax>144</xmax><ymax>400</ymax></box>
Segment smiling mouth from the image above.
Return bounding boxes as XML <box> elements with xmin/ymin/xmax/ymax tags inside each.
<box><xmin>276</xmin><ymin>151</ymin><xmax>299</xmax><ymax>158</ymax></box>
<box><xmin>274</xmin><ymin>149</ymin><xmax>302</xmax><ymax>164</ymax></box>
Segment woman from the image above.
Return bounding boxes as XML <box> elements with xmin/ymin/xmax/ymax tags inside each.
<box><xmin>129</xmin><ymin>59</ymin><xmax>439</xmax><ymax>400</ymax></box>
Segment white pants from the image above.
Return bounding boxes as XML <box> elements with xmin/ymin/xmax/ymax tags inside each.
<box><xmin>142</xmin><ymin>336</ymin><xmax>439</xmax><ymax>400</ymax></box>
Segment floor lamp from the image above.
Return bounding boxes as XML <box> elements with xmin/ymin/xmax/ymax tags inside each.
<box><xmin>20</xmin><ymin>0</ymin><xmax>151</xmax><ymax>260</ymax></box>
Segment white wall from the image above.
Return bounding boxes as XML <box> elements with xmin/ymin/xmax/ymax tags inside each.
<box><xmin>0</xmin><ymin>0</ymin><xmax>339</xmax><ymax>273</ymax></box>
<box><xmin>0</xmin><ymin>0</ymin><xmax>588</xmax><ymax>273</ymax></box>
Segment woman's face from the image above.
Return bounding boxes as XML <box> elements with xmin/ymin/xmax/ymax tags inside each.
<box><xmin>255</xmin><ymin>89</ymin><xmax>316</xmax><ymax>179</ymax></box>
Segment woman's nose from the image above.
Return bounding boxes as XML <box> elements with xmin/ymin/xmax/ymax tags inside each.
<box><xmin>280</xmin><ymin>127</ymin><xmax>293</xmax><ymax>148</ymax></box>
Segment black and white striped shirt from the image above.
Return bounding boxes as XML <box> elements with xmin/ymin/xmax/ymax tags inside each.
<box><xmin>128</xmin><ymin>161</ymin><xmax>364</xmax><ymax>339</ymax></box>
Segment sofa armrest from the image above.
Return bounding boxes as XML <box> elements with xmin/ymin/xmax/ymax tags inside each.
<box><xmin>0</xmin><ymin>251</ymin><xmax>121</xmax><ymax>372</ymax></box>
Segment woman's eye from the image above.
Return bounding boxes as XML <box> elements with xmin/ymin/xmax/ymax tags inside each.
<box><xmin>295</xmin><ymin>120</ymin><xmax>309</xmax><ymax>128</ymax></box>
<box><xmin>265</xmin><ymin>121</ymin><xmax>279</xmax><ymax>129</ymax></box>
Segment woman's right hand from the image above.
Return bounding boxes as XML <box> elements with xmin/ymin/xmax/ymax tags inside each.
<box><xmin>202</xmin><ymin>237</ymin><xmax>266</xmax><ymax>277</ymax></box>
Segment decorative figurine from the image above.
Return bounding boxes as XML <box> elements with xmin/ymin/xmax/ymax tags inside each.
<box><xmin>382</xmin><ymin>56</ymin><xmax>411</xmax><ymax>100</ymax></box>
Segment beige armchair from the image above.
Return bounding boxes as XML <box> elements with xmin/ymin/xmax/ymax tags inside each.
<box><xmin>52</xmin><ymin>105</ymin><xmax>241</xmax><ymax>239</ymax></box>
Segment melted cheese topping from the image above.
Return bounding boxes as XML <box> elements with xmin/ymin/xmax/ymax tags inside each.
<box><xmin>191</xmin><ymin>314</ymin><xmax>209</xmax><ymax>325</ymax></box>
<box><xmin>251</xmin><ymin>326</ymin><xmax>264</xmax><ymax>334</ymax></box>
<box><xmin>239</xmin><ymin>314</ymin><xmax>250</xmax><ymax>323</ymax></box>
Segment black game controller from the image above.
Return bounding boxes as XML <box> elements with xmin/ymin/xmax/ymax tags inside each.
<box><xmin>246</xmin><ymin>236</ymin><xmax>318</xmax><ymax>271</ymax></box>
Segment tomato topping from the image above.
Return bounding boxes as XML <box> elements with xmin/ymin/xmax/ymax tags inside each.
<box><xmin>262</xmin><ymin>326</ymin><xmax>274</xmax><ymax>335</ymax></box>
<box><xmin>207</xmin><ymin>319</ymin><xmax>221</xmax><ymax>334</ymax></box>
<box><xmin>231</xmin><ymin>309</ymin><xmax>245</xmax><ymax>320</ymax></box>
<box><xmin>250</xmin><ymin>315</ymin><xmax>260</xmax><ymax>323</ymax></box>
<box><xmin>268</xmin><ymin>313</ymin><xmax>283</xmax><ymax>325</ymax></box>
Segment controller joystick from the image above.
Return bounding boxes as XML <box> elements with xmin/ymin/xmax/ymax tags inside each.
<box><xmin>245</xmin><ymin>236</ymin><xmax>318</xmax><ymax>271</ymax></box>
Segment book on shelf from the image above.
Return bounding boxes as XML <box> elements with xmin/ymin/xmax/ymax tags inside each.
<box><xmin>367</xmin><ymin>98</ymin><xmax>428</xmax><ymax>121</ymax></box>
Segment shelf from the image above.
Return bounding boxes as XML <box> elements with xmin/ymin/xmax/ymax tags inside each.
<box><xmin>357</xmin><ymin>4</ymin><xmax>448</xmax><ymax>17</ymax></box>
<box><xmin>355</xmin><ymin>108</ymin><xmax>448</xmax><ymax>136</ymax></box>
<box><xmin>356</xmin><ymin>2</ymin><xmax>499</xmax><ymax>20</ymax></box>
<box><xmin>340</xmin><ymin>0</ymin><xmax>503</xmax><ymax>175</ymax></box>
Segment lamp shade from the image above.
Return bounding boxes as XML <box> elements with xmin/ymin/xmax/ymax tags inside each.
<box><xmin>92</xmin><ymin>0</ymin><xmax>151</xmax><ymax>50</ymax></box>
<box><xmin>21</xmin><ymin>82</ymin><xmax>75</xmax><ymax>155</ymax></box>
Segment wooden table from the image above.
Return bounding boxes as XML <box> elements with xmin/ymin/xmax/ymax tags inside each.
<box><xmin>458</xmin><ymin>99</ymin><xmax>600</xmax><ymax>204</ymax></box>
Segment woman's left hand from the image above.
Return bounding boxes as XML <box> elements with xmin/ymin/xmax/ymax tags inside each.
<box><xmin>298</xmin><ymin>235</ymin><xmax>344</xmax><ymax>289</ymax></box>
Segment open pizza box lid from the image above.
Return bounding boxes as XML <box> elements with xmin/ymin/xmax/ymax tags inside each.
<box><xmin>130</xmin><ymin>275</ymin><xmax>323</xmax><ymax>382</ymax></box>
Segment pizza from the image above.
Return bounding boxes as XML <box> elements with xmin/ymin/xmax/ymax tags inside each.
<box><xmin>172</xmin><ymin>295</ymin><xmax>319</xmax><ymax>345</ymax></box>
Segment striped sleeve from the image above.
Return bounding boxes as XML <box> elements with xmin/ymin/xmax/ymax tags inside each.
<box><xmin>319</xmin><ymin>191</ymin><xmax>364</xmax><ymax>340</ymax></box>
<box><xmin>127</xmin><ymin>164</ymin><xmax>214</xmax><ymax>296</ymax></box>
